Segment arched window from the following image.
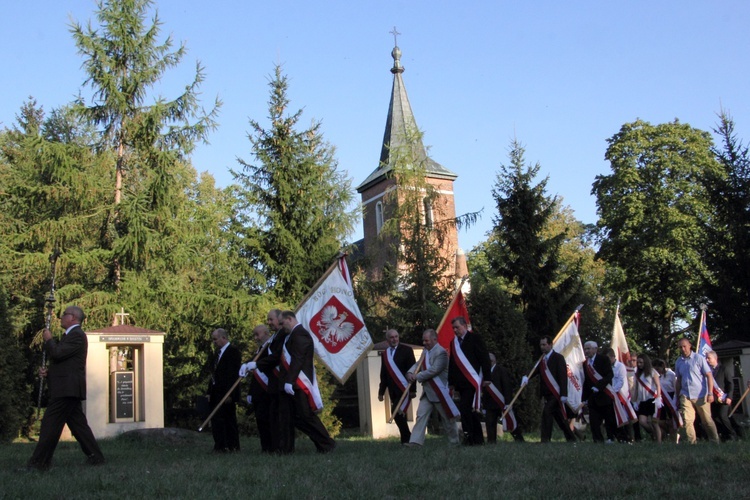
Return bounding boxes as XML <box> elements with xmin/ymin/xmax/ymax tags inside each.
<box><xmin>375</xmin><ymin>201</ymin><xmax>384</xmax><ymax>234</ymax></box>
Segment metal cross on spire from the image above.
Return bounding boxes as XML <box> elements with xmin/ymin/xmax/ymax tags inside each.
<box><xmin>390</xmin><ymin>26</ymin><xmax>401</xmax><ymax>47</ymax></box>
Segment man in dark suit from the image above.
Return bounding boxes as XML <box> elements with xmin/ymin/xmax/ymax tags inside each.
<box><xmin>244</xmin><ymin>324</ymin><xmax>273</xmax><ymax>452</ymax></box>
<box><xmin>378</xmin><ymin>329</ymin><xmax>416</xmax><ymax>444</ymax></box>
<box><xmin>277</xmin><ymin>310</ymin><xmax>335</xmax><ymax>454</ymax></box>
<box><xmin>523</xmin><ymin>335</ymin><xmax>576</xmax><ymax>443</ymax></box>
<box><xmin>448</xmin><ymin>316</ymin><xmax>491</xmax><ymax>445</ymax></box>
<box><xmin>27</xmin><ymin>305</ymin><xmax>105</xmax><ymax>470</ymax></box>
<box><xmin>706</xmin><ymin>350</ymin><xmax>738</xmax><ymax>441</ymax></box>
<box><xmin>246</xmin><ymin>309</ymin><xmax>288</xmax><ymax>453</ymax></box>
<box><xmin>207</xmin><ymin>328</ymin><xmax>242</xmax><ymax>453</ymax></box>
<box><xmin>483</xmin><ymin>353</ymin><xmax>524</xmax><ymax>443</ymax></box>
<box><xmin>582</xmin><ymin>341</ymin><xmax>616</xmax><ymax>443</ymax></box>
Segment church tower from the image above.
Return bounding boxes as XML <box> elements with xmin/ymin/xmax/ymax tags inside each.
<box><xmin>356</xmin><ymin>42</ymin><xmax>463</xmax><ymax>288</ymax></box>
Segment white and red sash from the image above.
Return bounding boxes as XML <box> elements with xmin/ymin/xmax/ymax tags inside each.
<box><xmin>424</xmin><ymin>350</ymin><xmax>460</xmax><ymax>419</ymax></box>
<box><xmin>484</xmin><ymin>382</ymin><xmax>517</xmax><ymax>432</ymax></box>
<box><xmin>282</xmin><ymin>343</ymin><xmax>324</xmax><ymax>412</ymax></box>
<box><xmin>252</xmin><ymin>340</ymin><xmax>272</xmax><ymax>391</ymax></box>
<box><xmin>382</xmin><ymin>348</ymin><xmax>411</xmax><ymax>413</ymax></box>
<box><xmin>452</xmin><ymin>336</ymin><xmax>483</xmax><ymax>411</ymax></box>
<box><xmin>636</xmin><ymin>375</ymin><xmax>660</xmax><ymax>418</ymax></box>
<box><xmin>584</xmin><ymin>360</ymin><xmax>636</xmax><ymax>427</ymax></box>
<box><xmin>540</xmin><ymin>355</ymin><xmax>567</xmax><ymax>417</ymax></box>
<box><xmin>253</xmin><ymin>369</ymin><xmax>269</xmax><ymax>391</ymax></box>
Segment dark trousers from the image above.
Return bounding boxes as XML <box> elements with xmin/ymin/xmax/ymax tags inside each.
<box><xmin>541</xmin><ymin>396</ymin><xmax>575</xmax><ymax>443</ymax></box>
<box><xmin>457</xmin><ymin>385</ymin><xmax>484</xmax><ymax>445</ymax></box>
<box><xmin>253</xmin><ymin>392</ymin><xmax>273</xmax><ymax>452</ymax></box>
<box><xmin>388</xmin><ymin>389</ymin><xmax>411</xmax><ymax>443</ymax></box>
<box><xmin>211</xmin><ymin>400</ymin><xmax>239</xmax><ymax>451</ymax></box>
<box><xmin>28</xmin><ymin>397</ymin><xmax>104</xmax><ymax>468</ymax></box>
<box><xmin>278</xmin><ymin>390</ymin><xmax>335</xmax><ymax>454</ymax></box>
<box><xmin>486</xmin><ymin>408</ymin><xmax>525</xmax><ymax>443</ymax></box>
<box><xmin>589</xmin><ymin>402</ymin><xmax>617</xmax><ymax>442</ymax></box>
<box><xmin>711</xmin><ymin>402</ymin><xmax>738</xmax><ymax>440</ymax></box>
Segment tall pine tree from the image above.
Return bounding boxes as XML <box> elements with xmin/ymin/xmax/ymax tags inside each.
<box><xmin>232</xmin><ymin>65</ymin><xmax>357</xmax><ymax>303</ymax></box>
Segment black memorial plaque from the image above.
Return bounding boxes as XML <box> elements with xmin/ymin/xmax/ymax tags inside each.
<box><xmin>116</xmin><ymin>372</ymin><xmax>134</xmax><ymax>419</ymax></box>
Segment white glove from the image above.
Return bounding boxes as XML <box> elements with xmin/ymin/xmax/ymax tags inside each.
<box><xmin>521</xmin><ymin>376</ymin><xmax>529</xmax><ymax>387</ymax></box>
<box><xmin>246</xmin><ymin>395</ymin><xmax>253</xmax><ymax>405</ymax></box>
<box><xmin>284</xmin><ymin>383</ymin><xmax>295</xmax><ymax>395</ymax></box>
<box><xmin>655</xmin><ymin>397</ymin><xmax>663</xmax><ymax>409</ymax></box>
<box><xmin>592</xmin><ymin>387</ymin><xmax>599</xmax><ymax>393</ymax></box>
<box><xmin>632</xmin><ymin>402</ymin><xmax>639</xmax><ymax>411</ymax></box>
<box><xmin>239</xmin><ymin>361</ymin><xmax>257</xmax><ymax>377</ymax></box>
<box><xmin>560</xmin><ymin>396</ymin><xmax>568</xmax><ymax>404</ymax></box>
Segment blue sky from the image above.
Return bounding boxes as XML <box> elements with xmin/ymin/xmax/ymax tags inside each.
<box><xmin>2</xmin><ymin>1</ymin><xmax>748</xmax><ymax>251</ymax></box>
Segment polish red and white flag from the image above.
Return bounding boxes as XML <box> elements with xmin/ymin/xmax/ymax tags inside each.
<box><xmin>296</xmin><ymin>256</ymin><xmax>373</xmax><ymax>384</ymax></box>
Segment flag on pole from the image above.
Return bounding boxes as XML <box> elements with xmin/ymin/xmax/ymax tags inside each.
<box><xmin>436</xmin><ymin>289</ymin><xmax>471</xmax><ymax>350</ymax></box>
<box><xmin>696</xmin><ymin>309</ymin><xmax>712</xmax><ymax>358</ymax></box>
<box><xmin>610</xmin><ymin>309</ymin><xmax>631</xmax><ymax>366</ymax></box>
<box><xmin>552</xmin><ymin>311</ymin><xmax>586</xmax><ymax>413</ymax></box>
<box><xmin>296</xmin><ymin>256</ymin><xmax>373</xmax><ymax>384</ymax></box>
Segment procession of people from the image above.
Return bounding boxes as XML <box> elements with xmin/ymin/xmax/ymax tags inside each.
<box><xmin>24</xmin><ymin>304</ymin><xmax>747</xmax><ymax>472</ymax></box>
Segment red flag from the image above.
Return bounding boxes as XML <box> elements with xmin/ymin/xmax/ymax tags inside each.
<box><xmin>436</xmin><ymin>290</ymin><xmax>471</xmax><ymax>350</ymax></box>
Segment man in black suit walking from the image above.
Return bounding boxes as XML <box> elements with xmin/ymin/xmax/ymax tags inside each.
<box><xmin>582</xmin><ymin>341</ymin><xmax>616</xmax><ymax>443</ymax></box>
<box><xmin>523</xmin><ymin>335</ymin><xmax>576</xmax><ymax>443</ymax></box>
<box><xmin>448</xmin><ymin>316</ymin><xmax>492</xmax><ymax>445</ymax></box>
<box><xmin>27</xmin><ymin>305</ymin><xmax>105</xmax><ymax>470</ymax></box>
<box><xmin>483</xmin><ymin>352</ymin><xmax>525</xmax><ymax>443</ymax></box>
<box><xmin>706</xmin><ymin>350</ymin><xmax>738</xmax><ymax>441</ymax></box>
<box><xmin>207</xmin><ymin>328</ymin><xmax>242</xmax><ymax>453</ymax></box>
<box><xmin>277</xmin><ymin>310</ymin><xmax>335</xmax><ymax>454</ymax></box>
<box><xmin>378</xmin><ymin>329</ymin><xmax>416</xmax><ymax>444</ymax></box>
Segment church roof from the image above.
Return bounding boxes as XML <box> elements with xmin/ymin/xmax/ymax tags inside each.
<box><xmin>357</xmin><ymin>45</ymin><xmax>457</xmax><ymax>193</ymax></box>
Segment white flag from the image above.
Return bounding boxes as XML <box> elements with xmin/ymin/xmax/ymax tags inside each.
<box><xmin>552</xmin><ymin>312</ymin><xmax>585</xmax><ymax>413</ymax></box>
<box><xmin>296</xmin><ymin>257</ymin><xmax>373</xmax><ymax>384</ymax></box>
<box><xmin>610</xmin><ymin>311</ymin><xmax>631</xmax><ymax>366</ymax></box>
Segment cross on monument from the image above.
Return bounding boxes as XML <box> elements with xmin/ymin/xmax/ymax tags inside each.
<box><xmin>115</xmin><ymin>307</ymin><xmax>130</xmax><ymax>326</ymax></box>
<box><xmin>390</xmin><ymin>26</ymin><xmax>401</xmax><ymax>47</ymax></box>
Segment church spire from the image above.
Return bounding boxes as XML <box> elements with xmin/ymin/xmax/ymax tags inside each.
<box><xmin>357</xmin><ymin>34</ymin><xmax>456</xmax><ymax>193</ymax></box>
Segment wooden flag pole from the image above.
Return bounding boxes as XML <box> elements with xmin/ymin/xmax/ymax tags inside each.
<box><xmin>728</xmin><ymin>386</ymin><xmax>750</xmax><ymax>418</ymax></box>
<box><xmin>500</xmin><ymin>304</ymin><xmax>584</xmax><ymax>422</ymax></box>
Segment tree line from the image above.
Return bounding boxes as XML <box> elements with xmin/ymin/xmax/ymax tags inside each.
<box><xmin>1</xmin><ymin>0</ymin><xmax>747</xmax><ymax>441</ymax></box>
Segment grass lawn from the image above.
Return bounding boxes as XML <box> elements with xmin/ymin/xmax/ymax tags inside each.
<box><xmin>2</xmin><ymin>429</ymin><xmax>749</xmax><ymax>499</ymax></box>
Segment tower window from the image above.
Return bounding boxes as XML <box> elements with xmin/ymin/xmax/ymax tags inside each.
<box><xmin>375</xmin><ymin>201</ymin><xmax>384</xmax><ymax>234</ymax></box>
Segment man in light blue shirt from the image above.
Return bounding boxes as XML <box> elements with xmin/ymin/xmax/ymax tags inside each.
<box><xmin>674</xmin><ymin>338</ymin><xmax>719</xmax><ymax>444</ymax></box>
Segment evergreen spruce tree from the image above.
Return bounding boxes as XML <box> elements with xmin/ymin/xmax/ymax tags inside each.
<box><xmin>708</xmin><ymin>110</ymin><xmax>750</xmax><ymax>341</ymax></box>
<box><xmin>488</xmin><ymin>139</ymin><xmax>578</xmax><ymax>343</ymax></box>
<box><xmin>232</xmin><ymin>65</ymin><xmax>357</xmax><ymax>303</ymax></box>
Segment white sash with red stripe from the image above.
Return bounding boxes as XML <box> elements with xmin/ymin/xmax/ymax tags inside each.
<box><xmin>452</xmin><ymin>336</ymin><xmax>483</xmax><ymax>411</ymax></box>
<box><xmin>424</xmin><ymin>351</ymin><xmax>460</xmax><ymax>419</ymax></box>
<box><xmin>540</xmin><ymin>356</ymin><xmax>567</xmax><ymax>417</ymax></box>
<box><xmin>636</xmin><ymin>374</ymin><xmax>660</xmax><ymax>418</ymax></box>
<box><xmin>584</xmin><ymin>360</ymin><xmax>636</xmax><ymax>427</ymax></box>
<box><xmin>252</xmin><ymin>339</ymin><xmax>272</xmax><ymax>391</ymax></box>
<box><xmin>383</xmin><ymin>348</ymin><xmax>411</xmax><ymax>413</ymax></box>
<box><xmin>282</xmin><ymin>343</ymin><xmax>323</xmax><ymax>412</ymax></box>
<box><xmin>484</xmin><ymin>382</ymin><xmax>517</xmax><ymax>432</ymax></box>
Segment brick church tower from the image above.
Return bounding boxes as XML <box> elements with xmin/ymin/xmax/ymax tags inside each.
<box><xmin>356</xmin><ymin>43</ymin><xmax>465</xmax><ymax>289</ymax></box>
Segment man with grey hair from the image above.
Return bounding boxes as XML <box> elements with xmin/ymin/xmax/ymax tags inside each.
<box><xmin>582</xmin><ymin>340</ymin><xmax>616</xmax><ymax>443</ymax></box>
<box><xmin>27</xmin><ymin>305</ymin><xmax>105</xmax><ymax>470</ymax></box>
<box><xmin>405</xmin><ymin>329</ymin><xmax>460</xmax><ymax>447</ymax></box>
<box><xmin>378</xmin><ymin>329</ymin><xmax>416</xmax><ymax>444</ymax></box>
<box><xmin>674</xmin><ymin>337</ymin><xmax>719</xmax><ymax>444</ymax></box>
